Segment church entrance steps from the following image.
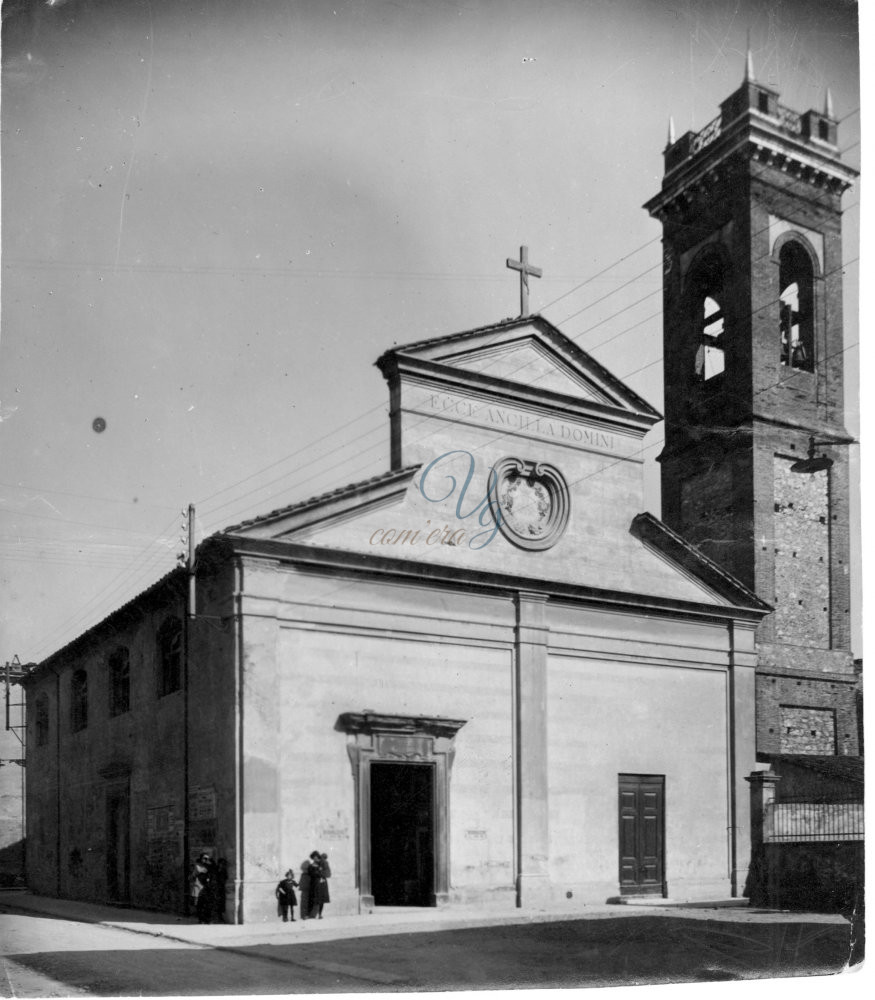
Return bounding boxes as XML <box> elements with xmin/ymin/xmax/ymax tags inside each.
<box><xmin>609</xmin><ymin>896</ymin><xmax>750</xmax><ymax>908</ymax></box>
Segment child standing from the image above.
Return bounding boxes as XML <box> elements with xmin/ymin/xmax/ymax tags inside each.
<box><xmin>275</xmin><ymin>869</ymin><xmax>299</xmax><ymax>922</ymax></box>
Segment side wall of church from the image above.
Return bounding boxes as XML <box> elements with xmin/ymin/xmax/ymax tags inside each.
<box><xmin>24</xmin><ymin>570</ymin><xmax>238</xmax><ymax>916</ymax></box>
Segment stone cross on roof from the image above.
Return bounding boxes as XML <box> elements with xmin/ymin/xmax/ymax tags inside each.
<box><xmin>506</xmin><ymin>245</ymin><xmax>542</xmax><ymax>317</ymax></box>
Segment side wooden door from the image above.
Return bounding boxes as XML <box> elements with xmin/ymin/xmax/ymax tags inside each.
<box><xmin>618</xmin><ymin>774</ymin><xmax>665</xmax><ymax>895</ymax></box>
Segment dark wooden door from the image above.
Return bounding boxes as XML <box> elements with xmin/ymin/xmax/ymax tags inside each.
<box><xmin>618</xmin><ymin>774</ymin><xmax>665</xmax><ymax>895</ymax></box>
<box><xmin>370</xmin><ymin>763</ymin><xmax>435</xmax><ymax>906</ymax></box>
<box><xmin>106</xmin><ymin>789</ymin><xmax>131</xmax><ymax>904</ymax></box>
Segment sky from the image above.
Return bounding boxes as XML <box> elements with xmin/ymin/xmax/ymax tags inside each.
<box><xmin>0</xmin><ymin>0</ymin><xmax>862</xmax><ymax>664</ymax></box>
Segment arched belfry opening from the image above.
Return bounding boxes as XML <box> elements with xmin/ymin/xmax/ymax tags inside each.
<box><xmin>646</xmin><ymin>56</ymin><xmax>859</xmax><ymax>761</ymax></box>
<box><xmin>779</xmin><ymin>242</ymin><xmax>815</xmax><ymax>371</ymax></box>
<box><xmin>692</xmin><ymin>255</ymin><xmax>727</xmax><ymax>383</ymax></box>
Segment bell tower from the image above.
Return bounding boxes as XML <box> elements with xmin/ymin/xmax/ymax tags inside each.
<box><xmin>644</xmin><ymin>58</ymin><xmax>860</xmax><ymax>756</ymax></box>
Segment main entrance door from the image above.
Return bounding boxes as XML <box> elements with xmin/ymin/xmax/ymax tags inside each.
<box><xmin>106</xmin><ymin>788</ymin><xmax>131</xmax><ymax>904</ymax></box>
<box><xmin>370</xmin><ymin>762</ymin><xmax>435</xmax><ymax>906</ymax></box>
<box><xmin>618</xmin><ymin>774</ymin><xmax>665</xmax><ymax>896</ymax></box>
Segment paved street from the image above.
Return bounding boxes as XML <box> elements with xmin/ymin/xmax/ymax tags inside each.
<box><xmin>0</xmin><ymin>892</ymin><xmax>862</xmax><ymax>995</ymax></box>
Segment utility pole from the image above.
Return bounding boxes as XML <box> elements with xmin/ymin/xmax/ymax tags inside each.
<box><xmin>3</xmin><ymin>655</ymin><xmax>26</xmax><ymax>753</ymax></box>
<box><xmin>3</xmin><ymin>656</ymin><xmax>29</xmax><ymax>874</ymax></box>
<box><xmin>187</xmin><ymin>503</ymin><xmax>196</xmax><ymax>621</ymax></box>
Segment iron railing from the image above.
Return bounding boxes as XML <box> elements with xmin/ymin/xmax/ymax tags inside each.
<box><xmin>690</xmin><ymin>114</ymin><xmax>722</xmax><ymax>154</ymax></box>
<box><xmin>685</xmin><ymin>101</ymin><xmax>806</xmax><ymax>162</ymax></box>
<box><xmin>764</xmin><ymin>796</ymin><xmax>864</xmax><ymax>843</ymax></box>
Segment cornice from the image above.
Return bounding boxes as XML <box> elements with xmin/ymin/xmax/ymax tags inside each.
<box><xmin>221</xmin><ymin>534</ymin><xmax>771</xmax><ymax>623</ymax></box>
<box><xmin>645</xmin><ymin>112</ymin><xmax>857</xmax><ymax>221</ymax></box>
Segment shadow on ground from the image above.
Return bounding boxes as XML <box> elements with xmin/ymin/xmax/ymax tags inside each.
<box><xmin>6</xmin><ymin>914</ymin><xmax>855</xmax><ymax>994</ymax></box>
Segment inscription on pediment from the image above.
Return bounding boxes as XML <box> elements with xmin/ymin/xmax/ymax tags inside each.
<box><xmin>417</xmin><ymin>390</ymin><xmax>620</xmax><ymax>454</ymax></box>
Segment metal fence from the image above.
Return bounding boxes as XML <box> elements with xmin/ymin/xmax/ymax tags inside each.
<box><xmin>764</xmin><ymin>797</ymin><xmax>864</xmax><ymax>843</ymax></box>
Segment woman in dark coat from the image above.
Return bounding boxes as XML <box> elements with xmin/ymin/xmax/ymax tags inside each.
<box><xmin>274</xmin><ymin>869</ymin><xmax>298</xmax><ymax>922</ymax></box>
<box><xmin>297</xmin><ymin>860</ymin><xmax>313</xmax><ymax>920</ymax></box>
<box><xmin>190</xmin><ymin>853</ymin><xmax>215</xmax><ymax>924</ymax></box>
<box><xmin>214</xmin><ymin>858</ymin><xmax>229</xmax><ymax>923</ymax></box>
<box><xmin>309</xmin><ymin>851</ymin><xmax>331</xmax><ymax>919</ymax></box>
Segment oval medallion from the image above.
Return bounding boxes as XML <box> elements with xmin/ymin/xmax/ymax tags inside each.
<box><xmin>490</xmin><ymin>457</ymin><xmax>570</xmax><ymax>551</ymax></box>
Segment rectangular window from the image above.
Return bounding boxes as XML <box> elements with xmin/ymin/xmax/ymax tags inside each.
<box><xmin>35</xmin><ymin>693</ymin><xmax>50</xmax><ymax>746</ymax></box>
<box><xmin>109</xmin><ymin>648</ymin><xmax>130</xmax><ymax>717</ymax></box>
<box><xmin>71</xmin><ymin>670</ymin><xmax>88</xmax><ymax>732</ymax></box>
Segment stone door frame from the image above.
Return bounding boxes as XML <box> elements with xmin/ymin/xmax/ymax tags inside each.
<box><xmin>338</xmin><ymin>712</ymin><xmax>466</xmax><ymax>910</ymax></box>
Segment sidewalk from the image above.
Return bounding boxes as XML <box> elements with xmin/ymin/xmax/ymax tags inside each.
<box><xmin>0</xmin><ymin>890</ymin><xmax>854</xmax><ymax>990</ymax></box>
<box><xmin>0</xmin><ymin>888</ymin><xmax>848</xmax><ymax>954</ymax></box>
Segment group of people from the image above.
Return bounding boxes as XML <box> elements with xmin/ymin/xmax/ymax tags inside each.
<box><xmin>189</xmin><ymin>854</ymin><xmax>229</xmax><ymax>924</ymax></box>
<box><xmin>275</xmin><ymin>851</ymin><xmax>331</xmax><ymax>922</ymax></box>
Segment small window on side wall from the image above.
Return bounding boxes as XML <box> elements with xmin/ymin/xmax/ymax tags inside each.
<box><xmin>109</xmin><ymin>647</ymin><xmax>130</xmax><ymax>717</ymax></box>
<box><xmin>158</xmin><ymin>617</ymin><xmax>182</xmax><ymax>697</ymax></box>
<box><xmin>71</xmin><ymin>670</ymin><xmax>88</xmax><ymax>732</ymax></box>
<box><xmin>779</xmin><ymin>242</ymin><xmax>815</xmax><ymax>372</ymax></box>
<box><xmin>35</xmin><ymin>693</ymin><xmax>49</xmax><ymax>746</ymax></box>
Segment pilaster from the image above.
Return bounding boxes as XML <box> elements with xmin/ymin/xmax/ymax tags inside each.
<box><xmin>514</xmin><ymin>591</ymin><xmax>550</xmax><ymax>907</ymax></box>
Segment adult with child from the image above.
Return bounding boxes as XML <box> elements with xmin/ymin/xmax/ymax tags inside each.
<box><xmin>308</xmin><ymin>850</ymin><xmax>331</xmax><ymax>919</ymax></box>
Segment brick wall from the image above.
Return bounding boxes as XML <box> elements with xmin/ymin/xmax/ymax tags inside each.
<box><xmin>678</xmin><ymin>462</ymin><xmax>736</xmax><ymax>564</ymax></box>
<box><xmin>756</xmin><ymin>673</ymin><xmax>859</xmax><ymax>756</ymax></box>
<box><xmin>772</xmin><ymin>457</ymin><xmax>830</xmax><ymax>646</ymax></box>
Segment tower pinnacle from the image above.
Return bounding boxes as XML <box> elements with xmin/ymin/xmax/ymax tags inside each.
<box><xmin>824</xmin><ymin>87</ymin><xmax>834</xmax><ymax>119</ymax></box>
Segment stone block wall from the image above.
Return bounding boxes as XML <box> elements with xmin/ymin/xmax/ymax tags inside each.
<box><xmin>778</xmin><ymin>705</ymin><xmax>836</xmax><ymax>755</ymax></box>
<box><xmin>772</xmin><ymin>457</ymin><xmax>830</xmax><ymax>647</ymax></box>
<box><xmin>756</xmin><ymin>672</ymin><xmax>859</xmax><ymax>756</ymax></box>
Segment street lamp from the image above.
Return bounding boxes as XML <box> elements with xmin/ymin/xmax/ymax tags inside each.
<box><xmin>789</xmin><ymin>436</ymin><xmax>834</xmax><ymax>474</ymax></box>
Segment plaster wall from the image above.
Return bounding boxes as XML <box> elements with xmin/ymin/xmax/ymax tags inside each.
<box><xmin>239</xmin><ymin>625</ymin><xmax>515</xmax><ymax>920</ymax></box>
<box><xmin>547</xmin><ymin>654</ymin><xmax>732</xmax><ymax>902</ymax></box>
<box><xmin>291</xmin><ymin>451</ymin><xmax>718</xmax><ymax>605</ymax></box>
<box><xmin>237</xmin><ymin>564</ymin><xmax>516</xmax><ymax>921</ymax></box>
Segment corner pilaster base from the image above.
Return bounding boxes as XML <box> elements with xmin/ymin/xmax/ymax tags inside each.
<box><xmin>516</xmin><ymin>873</ymin><xmax>553</xmax><ymax>909</ymax></box>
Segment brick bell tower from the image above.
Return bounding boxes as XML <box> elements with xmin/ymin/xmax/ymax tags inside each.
<box><xmin>644</xmin><ymin>55</ymin><xmax>860</xmax><ymax>757</ymax></box>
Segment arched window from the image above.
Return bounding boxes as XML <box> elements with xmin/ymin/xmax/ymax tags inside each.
<box><xmin>157</xmin><ymin>617</ymin><xmax>182</xmax><ymax>697</ymax></box>
<box><xmin>108</xmin><ymin>647</ymin><xmax>130</xmax><ymax>717</ymax></box>
<box><xmin>779</xmin><ymin>242</ymin><xmax>814</xmax><ymax>371</ymax></box>
<box><xmin>692</xmin><ymin>255</ymin><xmax>726</xmax><ymax>382</ymax></box>
<box><xmin>71</xmin><ymin>670</ymin><xmax>88</xmax><ymax>732</ymax></box>
<box><xmin>35</xmin><ymin>692</ymin><xmax>49</xmax><ymax>746</ymax></box>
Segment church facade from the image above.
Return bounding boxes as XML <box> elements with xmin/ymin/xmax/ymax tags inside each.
<box><xmin>23</xmin><ymin>315</ymin><xmax>769</xmax><ymax>922</ymax></box>
<box><xmin>21</xmin><ymin>69</ymin><xmax>858</xmax><ymax>924</ymax></box>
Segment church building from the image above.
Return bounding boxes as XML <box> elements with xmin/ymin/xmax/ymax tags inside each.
<box><xmin>21</xmin><ymin>66</ymin><xmax>857</xmax><ymax>923</ymax></box>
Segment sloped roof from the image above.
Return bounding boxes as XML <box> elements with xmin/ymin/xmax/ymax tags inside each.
<box><xmin>761</xmin><ymin>754</ymin><xmax>864</xmax><ymax>785</ymax></box>
<box><xmin>24</xmin><ymin>567</ymin><xmax>186</xmax><ymax>683</ymax></box>
<box><xmin>220</xmin><ymin>465</ymin><xmax>419</xmax><ymax>533</ymax></box>
<box><xmin>376</xmin><ymin>314</ymin><xmax>661</xmax><ymax>421</ymax></box>
<box><xmin>630</xmin><ymin>512</ymin><xmax>771</xmax><ymax>612</ymax></box>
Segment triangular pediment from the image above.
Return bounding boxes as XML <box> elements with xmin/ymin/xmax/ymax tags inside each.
<box><xmin>440</xmin><ymin>337</ymin><xmax>611</xmax><ymax>403</ymax></box>
<box><xmin>378</xmin><ymin>315</ymin><xmax>660</xmax><ymax>420</ymax></box>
